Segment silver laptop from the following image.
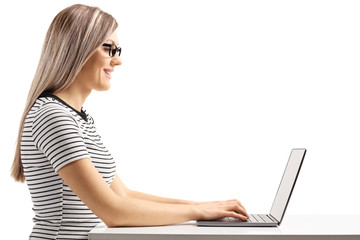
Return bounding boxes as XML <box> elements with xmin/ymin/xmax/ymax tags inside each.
<box><xmin>197</xmin><ymin>148</ymin><xmax>306</xmax><ymax>227</ymax></box>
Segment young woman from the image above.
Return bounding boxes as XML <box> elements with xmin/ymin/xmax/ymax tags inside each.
<box><xmin>11</xmin><ymin>4</ymin><xmax>248</xmax><ymax>240</ymax></box>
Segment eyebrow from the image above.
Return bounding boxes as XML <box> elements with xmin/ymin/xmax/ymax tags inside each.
<box><xmin>105</xmin><ymin>39</ymin><xmax>119</xmax><ymax>45</ymax></box>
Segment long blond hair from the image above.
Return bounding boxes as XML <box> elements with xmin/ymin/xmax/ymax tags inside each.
<box><xmin>11</xmin><ymin>4</ymin><xmax>118</xmax><ymax>182</ymax></box>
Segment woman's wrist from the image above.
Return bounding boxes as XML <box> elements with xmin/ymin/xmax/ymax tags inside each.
<box><xmin>188</xmin><ymin>203</ymin><xmax>201</xmax><ymax>220</ymax></box>
<box><xmin>184</xmin><ymin>200</ymin><xmax>200</xmax><ymax>205</ymax></box>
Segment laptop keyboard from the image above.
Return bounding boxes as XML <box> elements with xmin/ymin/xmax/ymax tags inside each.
<box><xmin>219</xmin><ymin>214</ymin><xmax>275</xmax><ymax>223</ymax></box>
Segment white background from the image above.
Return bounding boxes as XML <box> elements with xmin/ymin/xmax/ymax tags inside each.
<box><xmin>1</xmin><ymin>0</ymin><xmax>360</xmax><ymax>238</ymax></box>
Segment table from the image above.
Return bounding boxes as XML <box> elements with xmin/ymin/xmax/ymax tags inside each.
<box><xmin>89</xmin><ymin>214</ymin><xmax>360</xmax><ymax>240</ymax></box>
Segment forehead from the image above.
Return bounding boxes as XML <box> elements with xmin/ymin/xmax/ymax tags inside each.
<box><xmin>105</xmin><ymin>31</ymin><xmax>119</xmax><ymax>45</ymax></box>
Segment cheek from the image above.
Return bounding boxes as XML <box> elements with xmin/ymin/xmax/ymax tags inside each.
<box><xmin>85</xmin><ymin>59</ymin><xmax>105</xmax><ymax>80</ymax></box>
<box><xmin>78</xmin><ymin>50</ymin><xmax>110</xmax><ymax>88</ymax></box>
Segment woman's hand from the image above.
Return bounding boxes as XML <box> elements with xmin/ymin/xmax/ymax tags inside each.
<box><xmin>193</xmin><ymin>199</ymin><xmax>249</xmax><ymax>221</ymax></box>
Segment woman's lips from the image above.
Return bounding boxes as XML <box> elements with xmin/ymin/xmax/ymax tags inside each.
<box><xmin>104</xmin><ymin>69</ymin><xmax>113</xmax><ymax>79</ymax></box>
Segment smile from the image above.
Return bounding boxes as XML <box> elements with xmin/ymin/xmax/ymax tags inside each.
<box><xmin>104</xmin><ymin>69</ymin><xmax>113</xmax><ymax>79</ymax></box>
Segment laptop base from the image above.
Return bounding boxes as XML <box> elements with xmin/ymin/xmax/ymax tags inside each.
<box><xmin>197</xmin><ymin>214</ymin><xmax>279</xmax><ymax>227</ymax></box>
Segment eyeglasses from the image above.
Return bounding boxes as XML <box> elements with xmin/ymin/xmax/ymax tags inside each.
<box><xmin>102</xmin><ymin>43</ymin><xmax>122</xmax><ymax>57</ymax></box>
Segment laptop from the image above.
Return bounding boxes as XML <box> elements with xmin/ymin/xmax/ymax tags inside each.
<box><xmin>197</xmin><ymin>148</ymin><xmax>306</xmax><ymax>227</ymax></box>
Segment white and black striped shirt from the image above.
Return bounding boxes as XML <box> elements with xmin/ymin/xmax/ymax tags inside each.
<box><xmin>21</xmin><ymin>93</ymin><xmax>116</xmax><ymax>240</ymax></box>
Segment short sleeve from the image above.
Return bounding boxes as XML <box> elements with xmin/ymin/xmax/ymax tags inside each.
<box><xmin>32</xmin><ymin>105</ymin><xmax>91</xmax><ymax>172</ymax></box>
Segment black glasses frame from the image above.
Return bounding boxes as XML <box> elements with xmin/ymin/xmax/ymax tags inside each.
<box><xmin>102</xmin><ymin>43</ymin><xmax>122</xmax><ymax>57</ymax></box>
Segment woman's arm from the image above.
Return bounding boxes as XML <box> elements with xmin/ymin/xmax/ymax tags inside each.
<box><xmin>129</xmin><ymin>190</ymin><xmax>197</xmax><ymax>204</ymax></box>
<box><xmin>58</xmin><ymin>158</ymin><xmax>196</xmax><ymax>226</ymax></box>
<box><xmin>110</xmin><ymin>173</ymin><xmax>197</xmax><ymax>204</ymax></box>
<box><xmin>110</xmin><ymin>174</ymin><xmax>248</xmax><ymax>216</ymax></box>
<box><xmin>58</xmin><ymin>159</ymin><xmax>248</xmax><ymax>227</ymax></box>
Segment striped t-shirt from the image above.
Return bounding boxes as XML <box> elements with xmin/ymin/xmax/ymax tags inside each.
<box><xmin>21</xmin><ymin>92</ymin><xmax>116</xmax><ymax>240</ymax></box>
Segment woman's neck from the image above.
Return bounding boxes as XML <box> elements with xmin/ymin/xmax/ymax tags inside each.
<box><xmin>53</xmin><ymin>85</ymin><xmax>91</xmax><ymax>112</ymax></box>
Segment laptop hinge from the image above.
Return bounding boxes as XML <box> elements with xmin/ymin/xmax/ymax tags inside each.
<box><xmin>268</xmin><ymin>214</ymin><xmax>279</xmax><ymax>223</ymax></box>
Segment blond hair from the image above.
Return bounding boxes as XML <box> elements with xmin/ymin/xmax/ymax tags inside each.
<box><xmin>11</xmin><ymin>4</ymin><xmax>118</xmax><ymax>182</ymax></box>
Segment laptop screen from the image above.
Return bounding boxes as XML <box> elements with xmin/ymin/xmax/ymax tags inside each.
<box><xmin>269</xmin><ymin>149</ymin><xmax>306</xmax><ymax>223</ymax></box>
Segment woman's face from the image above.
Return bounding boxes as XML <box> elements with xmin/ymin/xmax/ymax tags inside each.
<box><xmin>75</xmin><ymin>31</ymin><xmax>122</xmax><ymax>92</ymax></box>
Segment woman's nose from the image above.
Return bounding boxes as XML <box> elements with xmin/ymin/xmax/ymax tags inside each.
<box><xmin>111</xmin><ymin>55</ymin><xmax>122</xmax><ymax>66</ymax></box>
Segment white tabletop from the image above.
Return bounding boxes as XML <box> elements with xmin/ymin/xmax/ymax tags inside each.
<box><xmin>89</xmin><ymin>214</ymin><xmax>360</xmax><ymax>240</ymax></box>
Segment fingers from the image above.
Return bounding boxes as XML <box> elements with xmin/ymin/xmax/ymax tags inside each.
<box><xmin>232</xmin><ymin>202</ymin><xmax>249</xmax><ymax>219</ymax></box>
<box><xmin>234</xmin><ymin>199</ymin><xmax>246</xmax><ymax>211</ymax></box>
<box><xmin>230</xmin><ymin>211</ymin><xmax>248</xmax><ymax>221</ymax></box>
<box><xmin>234</xmin><ymin>199</ymin><xmax>249</xmax><ymax>218</ymax></box>
<box><xmin>197</xmin><ymin>199</ymin><xmax>249</xmax><ymax>220</ymax></box>
<box><xmin>220</xmin><ymin>210</ymin><xmax>248</xmax><ymax>221</ymax></box>
<box><xmin>225</xmin><ymin>199</ymin><xmax>249</xmax><ymax>219</ymax></box>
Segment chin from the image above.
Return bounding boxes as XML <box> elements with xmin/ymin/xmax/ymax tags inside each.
<box><xmin>95</xmin><ymin>78</ymin><xmax>111</xmax><ymax>91</ymax></box>
<box><xmin>100</xmin><ymin>84</ymin><xmax>111</xmax><ymax>91</ymax></box>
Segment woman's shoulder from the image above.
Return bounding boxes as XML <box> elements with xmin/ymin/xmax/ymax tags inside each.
<box><xmin>29</xmin><ymin>95</ymin><xmax>74</xmax><ymax>120</ymax></box>
<box><xmin>30</xmin><ymin>93</ymin><xmax>92</xmax><ymax>123</ymax></box>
